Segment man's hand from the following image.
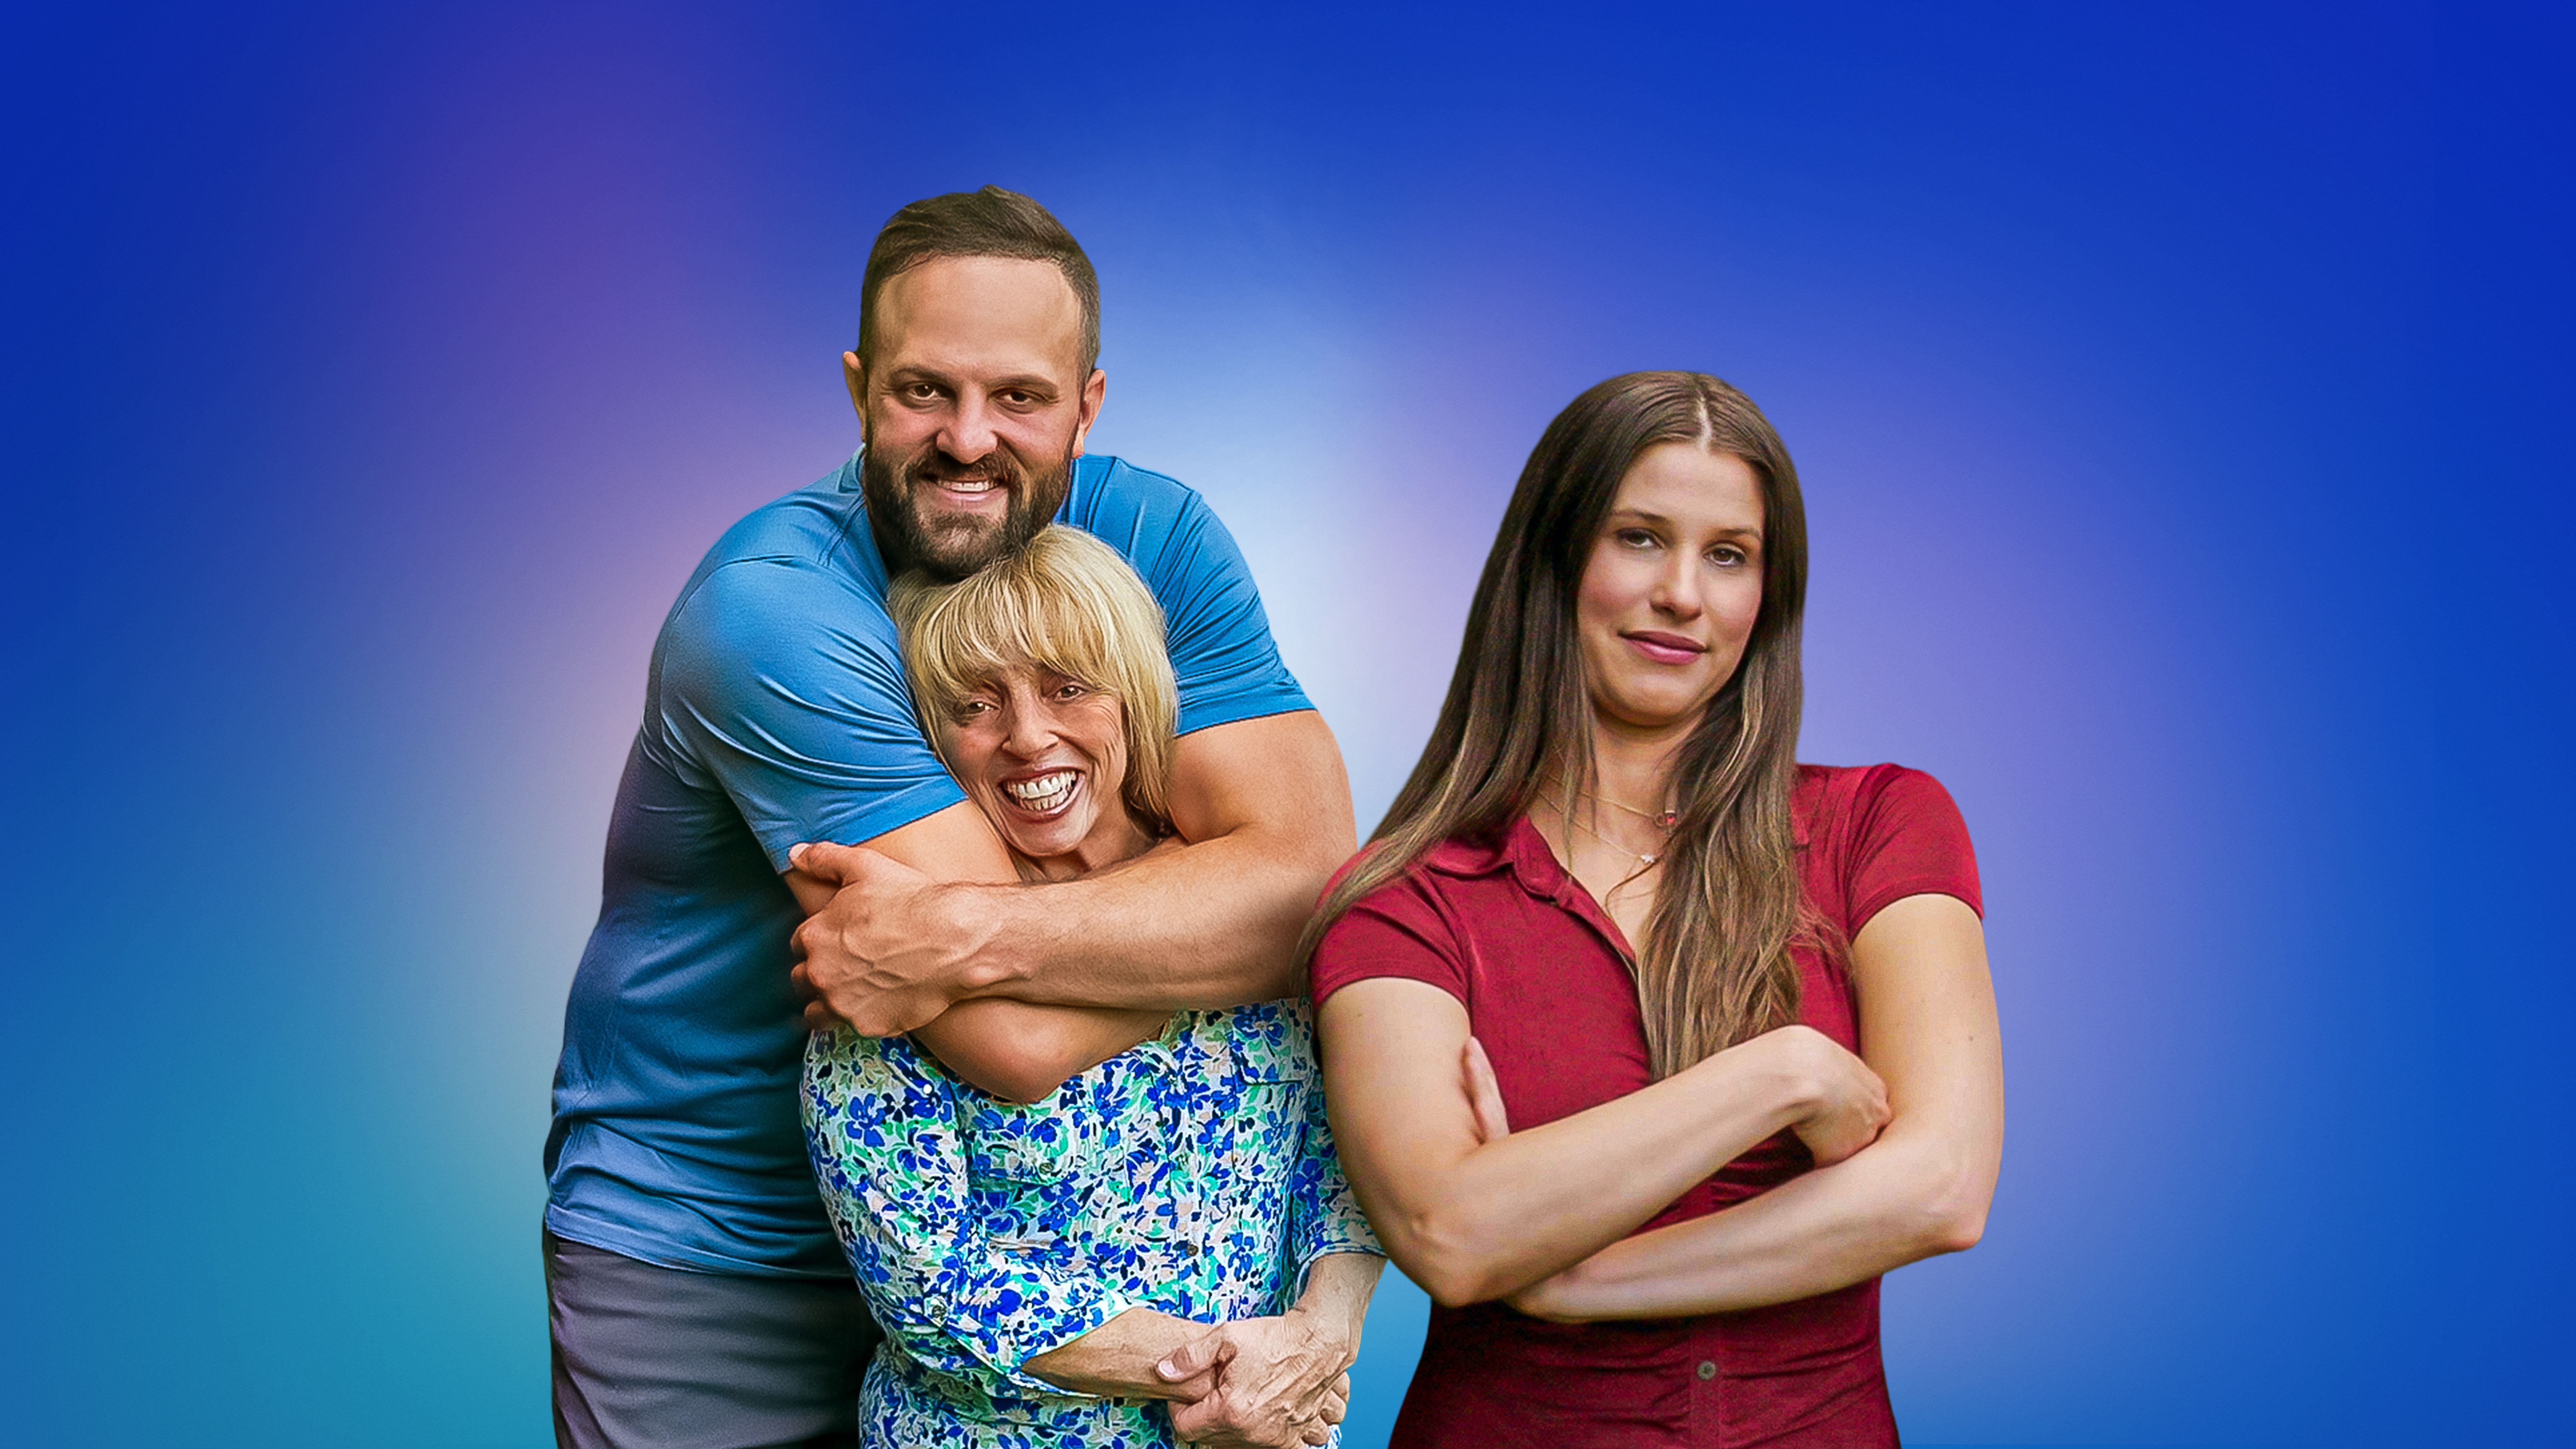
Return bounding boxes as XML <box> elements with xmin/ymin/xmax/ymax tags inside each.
<box><xmin>788</xmin><ymin>840</ymin><xmax>1004</xmax><ymax>1036</ymax></box>
<box><xmin>1155</xmin><ymin>1312</ymin><xmax>1355</xmax><ymax>1447</ymax></box>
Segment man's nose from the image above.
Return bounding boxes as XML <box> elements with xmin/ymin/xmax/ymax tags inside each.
<box><xmin>938</xmin><ymin>393</ymin><xmax>999</xmax><ymax>465</ymax></box>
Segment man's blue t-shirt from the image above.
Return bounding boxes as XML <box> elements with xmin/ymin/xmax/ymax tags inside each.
<box><xmin>544</xmin><ymin>450</ymin><xmax>1311</xmax><ymax>1278</ymax></box>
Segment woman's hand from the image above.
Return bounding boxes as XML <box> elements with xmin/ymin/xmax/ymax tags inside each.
<box><xmin>1461</xmin><ymin>1036</ymin><xmax>1511</xmax><ymax>1143</ymax></box>
<box><xmin>1155</xmin><ymin>1312</ymin><xmax>1352</xmax><ymax>1446</ymax></box>
<box><xmin>1156</xmin><ymin>1252</ymin><xmax>1376</xmax><ymax>1447</ymax></box>
<box><xmin>1752</xmin><ymin>1024</ymin><xmax>1890</xmax><ymax>1167</ymax></box>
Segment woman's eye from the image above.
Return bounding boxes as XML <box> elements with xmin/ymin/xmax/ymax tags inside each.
<box><xmin>1710</xmin><ymin>546</ymin><xmax>1746</xmax><ymax>566</ymax></box>
<box><xmin>1051</xmin><ymin>682</ymin><xmax>1091</xmax><ymax>702</ymax></box>
<box><xmin>1617</xmin><ymin>528</ymin><xmax>1659</xmax><ymax>549</ymax></box>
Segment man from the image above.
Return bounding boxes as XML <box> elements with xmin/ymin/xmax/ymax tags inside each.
<box><xmin>544</xmin><ymin>187</ymin><xmax>1371</xmax><ymax>1449</ymax></box>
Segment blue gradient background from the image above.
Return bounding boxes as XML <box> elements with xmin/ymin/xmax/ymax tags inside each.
<box><xmin>5</xmin><ymin>4</ymin><xmax>2570</xmax><ymax>1445</ymax></box>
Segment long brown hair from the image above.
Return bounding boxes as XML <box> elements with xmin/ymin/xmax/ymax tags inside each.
<box><xmin>1305</xmin><ymin>371</ymin><xmax>1819</xmax><ymax>1077</ymax></box>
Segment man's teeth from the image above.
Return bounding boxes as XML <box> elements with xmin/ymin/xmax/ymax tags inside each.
<box><xmin>941</xmin><ymin>477</ymin><xmax>999</xmax><ymax>494</ymax></box>
<box><xmin>1003</xmin><ymin>771</ymin><xmax>1077</xmax><ymax>811</ymax></box>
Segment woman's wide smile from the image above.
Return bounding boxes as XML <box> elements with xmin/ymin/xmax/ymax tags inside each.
<box><xmin>943</xmin><ymin>663</ymin><xmax>1139</xmax><ymax>878</ymax></box>
<box><xmin>998</xmin><ymin>764</ymin><xmax>1085</xmax><ymax>820</ymax></box>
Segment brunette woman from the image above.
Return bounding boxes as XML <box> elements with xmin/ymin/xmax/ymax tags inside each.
<box><xmin>1309</xmin><ymin>372</ymin><xmax>2003</xmax><ymax>1447</ymax></box>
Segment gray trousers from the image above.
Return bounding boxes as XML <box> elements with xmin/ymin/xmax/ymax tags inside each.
<box><xmin>545</xmin><ymin>1229</ymin><xmax>881</xmax><ymax>1449</ymax></box>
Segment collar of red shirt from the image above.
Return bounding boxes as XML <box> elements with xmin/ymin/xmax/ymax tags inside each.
<box><xmin>1416</xmin><ymin>783</ymin><xmax>1822</xmax><ymax>891</ymax></box>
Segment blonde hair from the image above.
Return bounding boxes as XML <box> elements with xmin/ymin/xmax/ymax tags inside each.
<box><xmin>890</xmin><ymin>526</ymin><xmax>1179</xmax><ymax>831</ymax></box>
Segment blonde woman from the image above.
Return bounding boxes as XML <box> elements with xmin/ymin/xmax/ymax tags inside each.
<box><xmin>800</xmin><ymin>527</ymin><xmax>1382</xmax><ymax>1449</ymax></box>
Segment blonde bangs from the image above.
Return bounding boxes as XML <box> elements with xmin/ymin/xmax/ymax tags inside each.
<box><xmin>890</xmin><ymin>527</ymin><xmax>1179</xmax><ymax>826</ymax></box>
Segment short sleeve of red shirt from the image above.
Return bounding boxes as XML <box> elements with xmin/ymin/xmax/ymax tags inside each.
<box><xmin>1814</xmin><ymin>763</ymin><xmax>1983</xmax><ymax>934</ymax></box>
<box><xmin>1309</xmin><ymin>857</ymin><xmax>1472</xmax><ymax>1008</ymax></box>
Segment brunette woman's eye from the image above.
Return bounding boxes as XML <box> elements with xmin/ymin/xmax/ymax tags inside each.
<box><xmin>1617</xmin><ymin>528</ymin><xmax>1659</xmax><ymax>549</ymax></box>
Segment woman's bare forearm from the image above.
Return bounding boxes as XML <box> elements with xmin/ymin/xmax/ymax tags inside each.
<box><xmin>1023</xmin><ymin>1308</ymin><xmax>1217</xmax><ymax>1401</ymax></box>
<box><xmin>1513</xmin><ymin>1113</ymin><xmax>1991</xmax><ymax>1319</ymax></box>
<box><xmin>1324</xmin><ymin>979</ymin><xmax>1842</xmax><ymax>1308</ymax></box>
<box><xmin>1287</xmin><ymin>1252</ymin><xmax>1382</xmax><ymax>1350</ymax></box>
<box><xmin>1381</xmin><ymin>1051</ymin><xmax>1811</xmax><ymax>1303</ymax></box>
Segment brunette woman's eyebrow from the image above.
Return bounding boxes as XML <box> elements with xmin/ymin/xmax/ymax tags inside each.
<box><xmin>1611</xmin><ymin>508</ymin><xmax>1761</xmax><ymax>540</ymax></box>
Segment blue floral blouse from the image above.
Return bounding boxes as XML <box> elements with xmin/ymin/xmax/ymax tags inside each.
<box><xmin>801</xmin><ymin>999</ymin><xmax>1382</xmax><ymax>1448</ymax></box>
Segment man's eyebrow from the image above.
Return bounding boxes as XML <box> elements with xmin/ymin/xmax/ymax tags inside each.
<box><xmin>982</xmin><ymin>373</ymin><xmax>1063</xmax><ymax>394</ymax></box>
<box><xmin>880</xmin><ymin>363</ymin><xmax>1062</xmax><ymax>392</ymax></box>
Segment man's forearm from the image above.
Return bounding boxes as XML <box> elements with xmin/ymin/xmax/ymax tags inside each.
<box><xmin>953</xmin><ymin>825</ymin><xmax>1336</xmax><ymax>1009</ymax></box>
<box><xmin>793</xmin><ymin>711</ymin><xmax>1356</xmax><ymax>1040</ymax></box>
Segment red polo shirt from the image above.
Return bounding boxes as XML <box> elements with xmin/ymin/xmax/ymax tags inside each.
<box><xmin>1311</xmin><ymin>763</ymin><xmax>1981</xmax><ymax>1448</ymax></box>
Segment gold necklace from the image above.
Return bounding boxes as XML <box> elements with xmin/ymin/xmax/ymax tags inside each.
<box><xmin>1542</xmin><ymin>771</ymin><xmax>1678</xmax><ymax>831</ymax></box>
<box><xmin>1561</xmin><ymin>803</ymin><xmax>1664</xmax><ymax>867</ymax></box>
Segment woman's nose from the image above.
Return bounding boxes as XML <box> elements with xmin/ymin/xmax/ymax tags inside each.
<box><xmin>1000</xmin><ymin>700</ymin><xmax>1057</xmax><ymax>755</ymax></box>
<box><xmin>1651</xmin><ymin>557</ymin><xmax>1706</xmax><ymax>618</ymax></box>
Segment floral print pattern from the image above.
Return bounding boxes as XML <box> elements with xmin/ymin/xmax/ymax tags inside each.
<box><xmin>802</xmin><ymin>999</ymin><xmax>1381</xmax><ymax>1448</ymax></box>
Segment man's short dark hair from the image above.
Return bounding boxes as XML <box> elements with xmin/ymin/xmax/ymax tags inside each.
<box><xmin>856</xmin><ymin>185</ymin><xmax>1101</xmax><ymax>376</ymax></box>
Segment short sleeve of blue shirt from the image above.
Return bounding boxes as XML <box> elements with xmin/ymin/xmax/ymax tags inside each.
<box><xmin>655</xmin><ymin>555</ymin><xmax>966</xmax><ymax>871</ymax></box>
<box><xmin>1060</xmin><ymin>453</ymin><xmax>1309</xmax><ymax>738</ymax></box>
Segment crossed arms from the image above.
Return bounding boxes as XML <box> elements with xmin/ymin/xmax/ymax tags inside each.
<box><xmin>1319</xmin><ymin>892</ymin><xmax>2003</xmax><ymax>1318</ymax></box>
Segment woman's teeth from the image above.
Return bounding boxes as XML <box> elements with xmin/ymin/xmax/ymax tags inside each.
<box><xmin>1003</xmin><ymin>771</ymin><xmax>1077</xmax><ymax>812</ymax></box>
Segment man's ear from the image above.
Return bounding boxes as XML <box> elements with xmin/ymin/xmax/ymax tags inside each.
<box><xmin>1070</xmin><ymin>367</ymin><xmax>1107</xmax><ymax>458</ymax></box>
<box><xmin>842</xmin><ymin>351</ymin><xmax>869</xmax><ymax>444</ymax></box>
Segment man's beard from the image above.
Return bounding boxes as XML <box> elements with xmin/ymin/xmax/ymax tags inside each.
<box><xmin>861</xmin><ymin>436</ymin><xmax>1075</xmax><ymax>582</ymax></box>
